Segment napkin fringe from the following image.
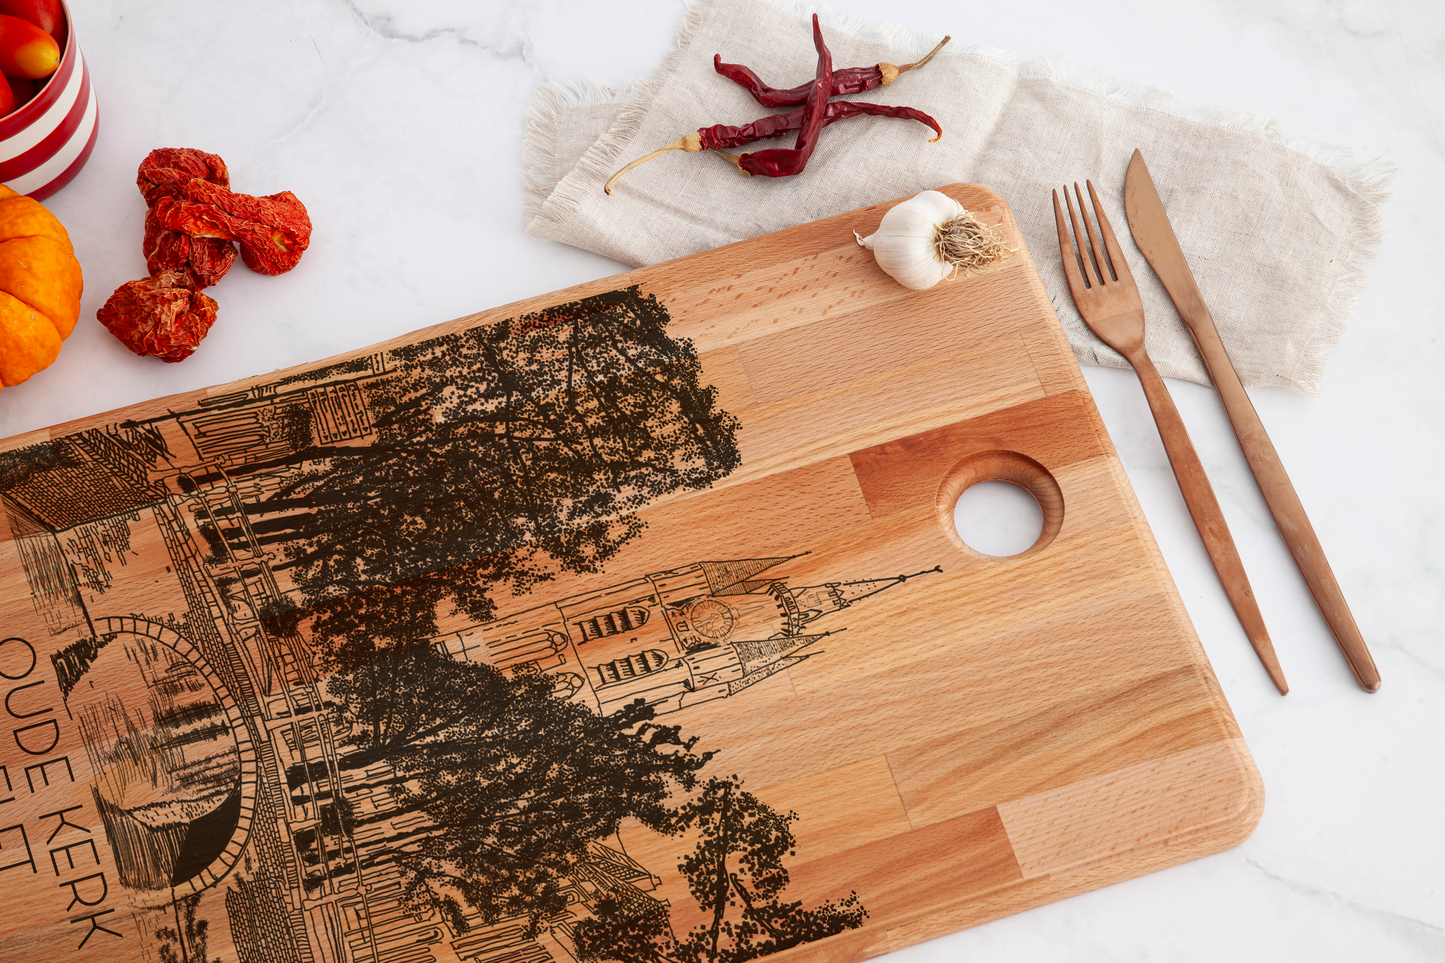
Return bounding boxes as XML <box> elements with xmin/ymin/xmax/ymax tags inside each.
<box><xmin>1023</xmin><ymin>54</ymin><xmax>1394</xmax><ymax>394</ymax></box>
<box><xmin>1289</xmin><ymin>149</ymin><xmax>1392</xmax><ymax>394</ymax></box>
<box><xmin>529</xmin><ymin>1</ymin><xmax>713</xmax><ymax>237</ymax></box>
<box><xmin>524</xmin><ymin>79</ymin><xmax>633</xmax><ymax>227</ymax></box>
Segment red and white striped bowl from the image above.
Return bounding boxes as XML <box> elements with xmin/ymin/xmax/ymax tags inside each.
<box><xmin>0</xmin><ymin>1</ymin><xmax>97</xmax><ymax>200</ymax></box>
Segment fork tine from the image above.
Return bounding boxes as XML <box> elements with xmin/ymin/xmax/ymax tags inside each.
<box><xmin>1052</xmin><ymin>189</ymin><xmax>1089</xmax><ymax>298</ymax></box>
<box><xmin>1062</xmin><ymin>184</ymin><xmax>1099</xmax><ymax>287</ymax></box>
<box><xmin>1086</xmin><ymin>179</ymin><xmax>1136</xmax><ymax>286</ymax></box>
<box><xmin>1073</xmin><ymin>182</ymin><xmax>1111</xmax><ymax>284</ymax></box>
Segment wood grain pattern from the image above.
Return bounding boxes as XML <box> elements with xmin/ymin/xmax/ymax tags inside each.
<box><xmin>0</xmin><ymin>185</ymin><xmax>1260</xmax><ymax>963</ymax></box>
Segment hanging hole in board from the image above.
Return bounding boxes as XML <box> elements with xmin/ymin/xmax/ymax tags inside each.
<box><xmin>935</xmin><ymin>450</ymin><xmax>1064</xmax><ymax>559</ymax></box>
<box><xmin>954</xmin><ymin>481</ymin><xmax>1042</xmax><ymax>556</ymax></box>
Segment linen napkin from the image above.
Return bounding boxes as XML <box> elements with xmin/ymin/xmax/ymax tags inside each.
<box><xmin>524</xmin><ymin>0</ymin><xmax>1391</xmax><ymax>394</ymax></box>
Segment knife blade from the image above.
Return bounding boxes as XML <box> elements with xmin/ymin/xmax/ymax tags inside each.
<box><xmin>1124</xmin><ymin>149</ymin><xmax>1380</xmax><ymax>692</ymax></box>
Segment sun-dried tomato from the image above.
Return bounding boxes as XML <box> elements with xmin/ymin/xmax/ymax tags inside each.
<box><xmin>153</xmin><ymin>180</ymin><xmax>312</xmax><ymax>276</ymax></box>
<box><xmin>137</xmin><ymin>148</ymin><xmax>238</xmax><ymax>289</ymax></box>
<box><xmin>96</xmin><ymin>271</ymin><xmax>219</xmax><ymax>363</ymax></box>
<box><xmin>142</xmin><ymin>208</ymin><xmax>238</xmax><ymax>289</ymax></box>
<box><xmin>136</xmin><ymin>147</ymin><xmax>230</xmax><ymax>206</ymax></box>
<box><xmin>100</xmin><ymin>148</ymin><xmax>312</xmax><ymax>364</ymax></box>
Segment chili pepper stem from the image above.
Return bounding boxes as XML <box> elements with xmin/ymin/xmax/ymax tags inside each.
<box><xmin>880</xmin><ymin>34</ymin><xmax>951</xmax><ymax>85</ymax></box>
<box><xmin>604</xmin><ymin>132</ymin><xmax>705</xmax><ymax>195</ymax></box>
<box><xmin>711</xmin><ymin>150</ymin><xmax>752</xmax><ymax>176</ymax></box>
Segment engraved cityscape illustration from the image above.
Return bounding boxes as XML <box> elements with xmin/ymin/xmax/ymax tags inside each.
<box><xmin>0</xmin><ymin>287</ymin><xmax>928</xmax><ymax>963</ymax></box>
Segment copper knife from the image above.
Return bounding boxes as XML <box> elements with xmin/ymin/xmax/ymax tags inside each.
<box><xmin>1123</xmin><ymin>149</ymin><xmax>1380</xmax><ymax>692</ymax></box>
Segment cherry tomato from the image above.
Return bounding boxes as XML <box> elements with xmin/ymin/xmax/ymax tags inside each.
<box><xmin>0</xmin><ymin>13</ymin><xmax>59</xmax><ymax>79</ymax></box>
<box><xmin>0</xmin><ymin>0</ymin><xmax>61</xmax><ymax>39</ymax></box>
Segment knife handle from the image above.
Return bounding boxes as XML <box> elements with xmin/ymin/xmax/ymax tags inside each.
<box><xmin>1187</xmin><ymin>321</ymin><xmax>1381</xmax><ymax>692</ymax></box>
<box><xmin>1128</xmin><ymin>350</ymin><xmax>1288</xmax><ymax>694</ymax></box>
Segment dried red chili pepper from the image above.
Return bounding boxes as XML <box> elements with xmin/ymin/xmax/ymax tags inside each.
<box><xmin>606</xmin><ymin>18</ymin><xmax>944</xmax><ymax>193</ymax></box>
<box><xmin>725</xmin><ymin>100</ymin><xmax>940</xmax><ymax>149</ymax></box>
<box><xmin>715</xmin><ymin>100</ymin><xmax>942</xmax><ymax>178</ymax></box>
<box><xmin>830</xmin><ymin>101</ymin><xmax>940</xmax><ymax>138</ymax></box>
<box><xmin>714</xmin><ymin>33</ymin><xmax>950</xmax><ymax>107</ymax></box>
<box><xmin>153</xmin><ymin>179</ymin><xmax>312</xmax><ymax>276</ymax></box>
<box><xmin>607</xmin><ymin>15</ymin><xmax>834</xmax><ymax>194</ymax></box>
<box><xmin>709</xmin><ymin>99</ymin><xmax>940</xmax><ymax>147</ymax></box>
<box><xmin>729</xmin><ymin>14</ymin><xmax>831</xmax><ymax>179</ymax></box>
<box><xmin>605</xmin><ymin>100</ymin><xmax>941</xmax><ymax>194</ymax></box>
<box><xmin>97</xmin><ymin>270</ymin><xmax>219</xmax><ymax>363</ymax></box>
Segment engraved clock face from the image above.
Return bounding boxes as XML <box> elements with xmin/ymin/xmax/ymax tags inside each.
<box><xmin>685</xmin><ymin>598</ymin><xmax>736</xmax><ymax>640</ymax></box>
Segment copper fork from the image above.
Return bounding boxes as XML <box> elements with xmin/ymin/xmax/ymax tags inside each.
<box><xmin>1053</xmin><ymin>181</ymin><xmax>1287</xmax><ymax>695</ymax></box>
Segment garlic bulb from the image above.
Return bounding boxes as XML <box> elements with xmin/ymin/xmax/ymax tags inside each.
<box><xmin>855</xmin><ymin>190</ymin><xmax>1008</xmax><ymax>290</ymax></box>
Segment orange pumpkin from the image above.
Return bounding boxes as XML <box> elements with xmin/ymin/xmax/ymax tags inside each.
<box><xmin>0</xmin><ymin>184</ymin><xmax>82</xmax><ymax>389</ymax></box>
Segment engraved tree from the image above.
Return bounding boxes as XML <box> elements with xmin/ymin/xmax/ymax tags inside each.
<box><xmin>572</xmin><ymin>775</ymin><xmax>867</xmax><ymax>963</ymax></box>
<box><xmin>256</xmin><ymin>286</ymin><xmax>740</xmax><ymax>668</ymax></box>
<box><xmin>315</xmin><ymin>646</ymin><xmax>713</xmax><ymax>934</ymax></box>
<box><xmin>155</xmin><ymin>893</ymin><xmax>220</xmax><ymax>963</ymax></box>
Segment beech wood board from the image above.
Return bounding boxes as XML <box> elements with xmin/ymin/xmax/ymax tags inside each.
<box><xmin>0</xmin><ymin>185</ymin><xmax>1261</xmax><ymax>963</ymax></box>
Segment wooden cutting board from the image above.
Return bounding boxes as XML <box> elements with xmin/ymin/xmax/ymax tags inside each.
<box><xmin>0</xmin><ymin>184</ymin><xmax>1260</xmax><ymax>963</ymax></box>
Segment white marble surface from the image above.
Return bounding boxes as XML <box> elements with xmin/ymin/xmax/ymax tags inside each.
<box><xmin>10</xmin><ymin>0</ymin><xmax>1444</xmax><ymax>959</ymax></box>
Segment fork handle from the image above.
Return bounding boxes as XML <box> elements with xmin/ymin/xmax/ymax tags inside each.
<box><xmin>1128</xmin><ymin>350</ymin><xmax>1288</xmax><ymax>694</ymax></box>
<box><xmin>1185</xmin><ymin>319</ymin><xmax>1381</xmax><ymax>692</ymax></box>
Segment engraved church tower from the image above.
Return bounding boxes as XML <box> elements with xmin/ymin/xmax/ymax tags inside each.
<box><xmin>431</xmin><ymin>556</ymin><xmax>926</xmax><ymax>715</ymax></box>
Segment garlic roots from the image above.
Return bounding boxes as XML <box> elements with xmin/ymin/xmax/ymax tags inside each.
<box><xmin>855</xmin><ymin>190</ymin><xmax>1008</xmax><ymax>290</ymax></box>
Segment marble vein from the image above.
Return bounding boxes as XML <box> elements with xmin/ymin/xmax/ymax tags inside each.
<box><xmin>340</xmin><ymin>0</ymin><xmax>534</xmax><ymax>65</ymax></box>
<box><xmin>1245</xmin><ymin>858</ymin><xmax>1445</xmax><ymax>954</ymax></box>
